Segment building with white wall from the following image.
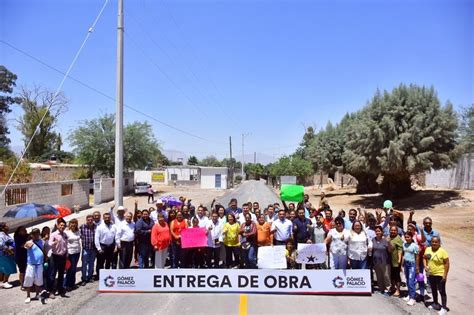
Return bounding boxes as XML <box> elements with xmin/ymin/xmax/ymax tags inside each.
<box><xmin>200</xmin><ymin>167</ymin><xmax>229</xmax><ymax>189</ymax></box>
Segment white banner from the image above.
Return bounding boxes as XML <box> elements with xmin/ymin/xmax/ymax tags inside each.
<box><xmin>257</xmin><ymin>245</ymin><xmax>287</xmax><ymax>269</ymax></box>
<box><xmin>296</xmin><ymin>243</ymin><xmax>327</xmax><ymax>264</ymax></box>
<box><xmin>99</xmin><ymin>269</ymin><xmax>371</xmax><ymax>295</ymax></box>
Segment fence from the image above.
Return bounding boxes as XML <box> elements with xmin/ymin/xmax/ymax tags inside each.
<box><xmin>425</xmin><ymin>154</ymin><xmax>473</xmax><ymax>190</ymax></box>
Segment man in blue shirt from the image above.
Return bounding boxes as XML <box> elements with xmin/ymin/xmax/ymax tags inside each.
<box><xmin>24</xmin><ymin>228</ymin><xmax>48</xmax><ymax>304</ymax></box>
<box><xmin>344</xmin><ymin>208</ymin><xmax>358</xmax><ymax>229</ymax></box>
<box><xmin>225</xmin><ymin>198</ymin><xmax>242</xmax><ymax>216</ymax></box>
<box><xmin>422</xmin><ymin>216</ymin><xmax>440</xmax><ymax>246</ymax></box>
<box><xmin>293</xmin><ymin>209</ymin><xmax>312</xmax><ymax>244</ymax></box>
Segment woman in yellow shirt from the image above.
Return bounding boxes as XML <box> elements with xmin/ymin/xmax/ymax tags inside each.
<box><xmin>222</xmin><ymin>214</ymin><xmax>240</xmax><ymax>268</ymax></box>
<box><xmin>423</xmin><ymin>236</ymin><xmax>449</xmax><ymax>313</ymax></box>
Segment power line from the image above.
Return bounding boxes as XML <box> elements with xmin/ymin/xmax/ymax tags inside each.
<box><xmin>0</xmin><ymin>0</ymin><xmax>110</xmax><ymax>197</ymax></box>
<box><xmin>125</xmin><ymin>31</ymin><xmax>209</xmax><ymax>120</ymax></box>
<box><xmin>144</xmin><ymin>0</ymin><xmax>239</xmax><ymax>125</ymax></box>
<box><xmin>0</xmin><ymin>40</ymin><xmax>208</xmax><ymax>141</ymax></box>
<box><xmin>127</xmin><ymin>11</ymin><xmax>238</xmax><ymax>125</ymax></box>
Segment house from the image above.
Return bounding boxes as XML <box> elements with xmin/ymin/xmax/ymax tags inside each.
<box><xmin>200</xmin><ymin>167</ymin><xmax>229</xmax><ymax>189</ymax></box>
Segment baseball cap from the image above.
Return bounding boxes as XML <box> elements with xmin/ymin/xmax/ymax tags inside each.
<box><xmin>156</xmin><ymin>199</ymin><xmax>163</xmax><ymax>204</ymax></box>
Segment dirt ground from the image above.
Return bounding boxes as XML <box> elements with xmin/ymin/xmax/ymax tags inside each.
<box><xmin>304</xmin><ymin>186</ymin><xmax>474</xmax><ymax>313</ymax></box>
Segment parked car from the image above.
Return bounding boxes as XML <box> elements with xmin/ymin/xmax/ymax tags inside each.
<box><xmin>134</xmin><ymin>182</ymin><xmax>149</xmax><ymax>195</ymax></box>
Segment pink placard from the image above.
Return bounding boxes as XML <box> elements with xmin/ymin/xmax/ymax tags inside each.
<box><xmin>181</xmin><ymin>227</ymin><xmax>208</xmax><ymax>248</ymax></box>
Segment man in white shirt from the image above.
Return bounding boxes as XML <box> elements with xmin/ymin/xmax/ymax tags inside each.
<box><xmin>196</xmin><ymin>206</ymin><xmax>210</xmax><ymax>228</ymax></box>
<box><xmin>206</xmin><ymin>212</ymin><xmax>223</xmax><ymax>268</ymax></box>
<box><xmin>94</xmin><ymin>213</ymin><xmax>118</xmax><ymax>275</ymax></box>
<box><xmin>271</xmin><ymin>210</ymin><xmax>293</xmax><ymax>245</ymax></box>
<box><xmin>116</xmin><ymin>212</ymin><xmax>136</xmax><ymax>269</ymax></box>
<box><xmin>238</xmin><ymin>204</ymin><xmax>257</xmax><ymax>225</ymax></box>
<box><xmin>150</xmin><ymin>199</ymin><xmax>168</xmax><ymax>223</ymax></box>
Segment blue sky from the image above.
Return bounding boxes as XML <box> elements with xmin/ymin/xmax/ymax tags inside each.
<box><xmin>1</xmin><ymin>0</ymin><xmax>472</xmax><ymax>163</ymax></box>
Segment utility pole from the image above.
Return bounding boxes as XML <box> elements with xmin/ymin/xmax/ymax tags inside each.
<box><xmin>241</xmin><ymin>133</ymin><xmax>250</xmax><ymax>178</ymax></box>
<box><xmin>254</xmin><ymin>152</ymin><xmax>256</xmax><ymax>164</ymax></box>
<box><xmin>229</xmin><ymin>136</ymin><xmax>233</xmax><ymax>188</ymax></box>
<box><xmin>114</xmin><ymin>0</ymin><xmax>124</xmax><ymax>206</ymax></box>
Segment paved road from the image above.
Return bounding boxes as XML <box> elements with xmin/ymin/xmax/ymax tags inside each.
<box><xmin>77</xmin><ymin>293</ymin><xmax>416</xmax><ymax>315</ymax></box>
<box><xmin>216</xmin><ymin>180</ymin><xmax>281</xmax><ymax>208</ymax></box>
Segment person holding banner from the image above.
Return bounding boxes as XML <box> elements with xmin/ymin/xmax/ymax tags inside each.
<box><xmin>151</xmin><ymin>213</ymin><xmax>171</xmax><ymax>269</ymax></box>
<box><xmin>293</xmin><ymin>208</ymin><xmax>313</xmax><ymax>245</ymax></box>
<box><xmin>222</xmin><ymin>214</ymin><xmax>241</xmax><ymax>268</ymax></box>
<box><xmin>170</xmin><ymin>211</ymin><xmax>187</xmax><ymax>268</ymax></box>
<box><xmin>206</xmin><ymin>212</ymin><xmax>223</xmax><ymax>268</ymax></box>
<box><xmin>347</xmin><ymin>221</ymin><xmax>372</xmax><ymax>270</ymax></box>
<box><xmin>240</xmin><ymin>213</ymin><xmax>257</xmax><ymax>269</ymax></box>
<box><xmin>325</xmin><ymin>216</ymin><xmax>350</xmax><ymax>270</ymax></box>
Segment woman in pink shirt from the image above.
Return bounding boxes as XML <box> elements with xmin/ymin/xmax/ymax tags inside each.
<box><xmin>49</xmin><ymin>218</ymin><xmax>68</xmax><ymax>296</ymax></box>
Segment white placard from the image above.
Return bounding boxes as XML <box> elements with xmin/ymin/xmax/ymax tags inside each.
<box><xmin>296</xmin><ymin>243</ymin><xmax>327</xmax><ymax>264</ymax></box>
<box><xmin>99</xmin><ymin>268</ymin><xmax>371</xmax><ymax>295</ymax></box>
<box><xmin>257</xmin><ymin>245</ymin><xmax>287</xmax><ymax>269</ymax></box>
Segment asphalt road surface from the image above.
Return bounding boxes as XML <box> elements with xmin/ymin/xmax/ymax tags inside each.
<box><xmin>216</xmin><ymin>180</ymin><xmax>281</xmax><ymax>208</ymax></box>
<box><xmin>76</xmin><ymin>293</ymin><xmax>416</xmax><ymax>315</ymax></box>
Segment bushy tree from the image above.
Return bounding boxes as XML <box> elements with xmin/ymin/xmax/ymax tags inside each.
<box><xmin>269</xmin><ymin>155</ymin><xmax>313</xmax><ymax>183</ymax></box>
<box><xmin>244</xmin><ymin>163</ymin><xmax>265</xmax><ymax>179</ymax></box>
<box><xmin>458</xmin><ymin>104</ymin><xmax>474</xmax><ymax>153</ymax></box>
<box><xmin>343</xmin><ymin>84</ymin><xmax>459</xmax><ymax>196</ymax></box>
<box><xmin>221</xmin><ymin>157</ymin><xmax>242</xmax><ymax>170</ymax></box>
<box><xmin>69</xmin><ymin>114</ymin><xmax>162</xmax><ymax>177</ymax></box>
<box><xmin>187</xmin><ymin>155</ymin><xmax>199</xmax><ymax>165</ymax></box>
<box><xmin>200</xmin><ymin>155</ymin><xmax>222</xmax><ymax>167</ymax></box>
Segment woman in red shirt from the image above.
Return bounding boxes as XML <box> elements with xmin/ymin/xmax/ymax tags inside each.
<box><xmin>151</xmin><ymin>213</ymin><xmax>171</xmax><ymax>269</ymax></box>
<box><xmin>170</xmin><ymin>211</ymin><xmax>187</xmax><ymax>268</ymax></box>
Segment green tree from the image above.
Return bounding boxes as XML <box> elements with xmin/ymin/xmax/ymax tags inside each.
<box><xmin>269</xmin><ymin>155</ymin><xmax>313</xmax><ymax>183</ymax></box>
<box><xmin>17</xmin><ymin>86</ymin><xmax>66</xmax><ymax>161</ymax></box>
<box><xmin>458</xmin><ymin>104</ymin><xmax>474</xmax><ymax>153</ymax></box>
<box><xmin>221</xmin><ymin>157</ymin><xmax>242</xmax><ymax>170</ymax></box>
<box><xmin>244</xmin><ymin>163</ymin><xmax>265</xmax><ymax>179</ymax></box>
<box><xmin>200</xmin><ymin>155</ymin><xmax>222</xmax><ymax>167</ymax></box>
<box><xmin>187</xmin><ymin>155</ymin><xmax>199</xmax><ymax>165</ymax></box>
<box><xmin>0</xmin><ymin>66</ymin><xmax>21</xmax><ymax>158</ymax></box>
<box><xmin>343</xmin><ymin>84</ymin><xmax>459</xmax><ymax>197</ymax></box>
<box><xmin>69</xmin><ymin>113</ymin><xmax>162</xmax><ymax>177</ymax></box>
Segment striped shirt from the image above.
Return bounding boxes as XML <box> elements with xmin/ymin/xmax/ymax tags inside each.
<box><xmin>80</xmin><ymin>224</ymin><xmax>96</xmax><ymax>250</ymax></box>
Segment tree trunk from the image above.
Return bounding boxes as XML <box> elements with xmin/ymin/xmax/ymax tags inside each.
<box><xmin>380</xmin><ymin>174</ymin><xmax>413</xmax><ymax>198</ymax></box>
<box><xmin>354</xmin><ymin>173</ymin><xmax>379</xmax><ymax>194</ymax></box>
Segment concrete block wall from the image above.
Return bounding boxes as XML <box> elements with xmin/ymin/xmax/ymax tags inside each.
<box><xmin>425</xmin><ymin>154</ymin><xmax>473</xmax><ymax>190</ymax></box>
<box><xmin>0</xmin><ymin>180</ymin><xmax>90</xmax><ymax>218</ymax></box>
<box><xmin>93</xmin><ymin>175</ymin><xmax>134</xmax><ymax>205</ymax></box>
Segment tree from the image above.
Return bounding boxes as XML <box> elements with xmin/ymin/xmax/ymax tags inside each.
<box><xmin>17</xmin><ymin>86</ymin><xmax>67</xmax><ymax>161</ymax></box>
<box><xmin>269</xmin><ymin>155</ymin><xmax>313</xmax><ymax>183</ymax></box>
<box><xmin>156</xmin><ymin>151</ymin><xmax>170</xmax><ymax>167</ymax></box>
<box><xmin>458</xmin><ymin>104</ymin><xmax>474</xmax><ymax>153</ymax></box>
<box><xmin>69</xmin><ymin>113</ymin><xmax>163</xmax><ymax>177</ymax></box>
<box><xmin>244</xmin><ymin>163</ymin><xmax>265</xmax><ymax>179</ymax></box>
<box><xmin>200</xmin><ymin>155</ymin><xmax>222</xmax><ymax>167</ymax></box>
<box><xmin>221</xmin><ymin>157</ymin><xmax>242</xmax><ymax>170</ymax></box>
<box><xmin>187</xmin><ymin>155</ymin><xmax>199</xmax><ymax>165</ymax></box>
<box><xmin>343</xmin><ymin>84</ymin><xmax>459</xmax><ymax>197</ymax></box>
<box><xmin>0</xmin><ymin>66</ymin><xmax>21</xmax><ymax>158</ymax></box>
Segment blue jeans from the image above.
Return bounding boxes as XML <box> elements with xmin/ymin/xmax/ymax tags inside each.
<box><xmin>242</xmin><ymin>245</ymin><xmax>257</xmax><ymax>269</ymax></box>
<box><xmin>333</xmin><ymin>254</ymin><xmax>348</xmax><ymax>271</ymax></box>
<box><xmin>65</xmin><ymin>253</ymin><xmax>80</xmax><ymax>288</ymax></box>
<box><xmin>350</xmin><ymin>258</ymin><xmax>368</xmax><ymax>269</ymax></box>
<box><xmin>81</xmin><ymin>248</ymin><xmax>96</xmax><ymax>282</ymax></box>
<box><xmin>138</xmin><ymin>244</ymin><xmax>154</xmax><ymax>268</ymax></box>
<box><xmin>404</xmin><ymin>261</ymin><xmax>416</xmax><ymax>299</ymax></box>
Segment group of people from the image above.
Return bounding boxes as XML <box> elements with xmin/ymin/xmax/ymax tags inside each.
<box><xmin>0</xmin><ymin>194</ymin><xmax>450</xmax><ymax>314</ymax></box>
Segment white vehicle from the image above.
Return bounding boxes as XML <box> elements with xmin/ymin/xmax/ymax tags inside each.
<box><xmin>134</xmin><ymin>182</ymin><xmax>149</xmax><ymax>195</ymax></box>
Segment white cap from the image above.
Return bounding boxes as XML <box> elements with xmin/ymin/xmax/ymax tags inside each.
<box><xmin>156</xmin><ymin>199</ymin><xmax>163</xmax><ymax>204</ymax></box>
<box><xmin>117</xmin><ymin>206</ymin><xmax>126</xmax><ymax>211</ymax></box>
